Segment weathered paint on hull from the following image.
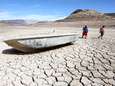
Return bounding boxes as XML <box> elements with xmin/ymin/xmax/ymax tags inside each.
<box><xmin>4</xmin><ymin>34</ymin><xmax>78</xmax><ymax>53</ymax></box>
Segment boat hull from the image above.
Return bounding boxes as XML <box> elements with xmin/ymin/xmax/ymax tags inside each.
<box><xmin>4</xmin><ymin>34</ymin><xmax>78</xmax><ymax>52</ymax></box>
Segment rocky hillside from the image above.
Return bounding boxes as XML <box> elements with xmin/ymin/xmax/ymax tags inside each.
<box><xmin>57</xmin><ymin>9</ymin><xmax>112</xmax><ymax>22</ymax></box>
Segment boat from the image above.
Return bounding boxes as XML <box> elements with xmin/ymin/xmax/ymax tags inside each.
<box><xmin>4</xmin><ymin>34</ymin><xmax>78</xmax><ymax>53</ymax></box>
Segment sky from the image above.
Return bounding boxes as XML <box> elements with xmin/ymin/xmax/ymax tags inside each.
<box><xmin>0</xmin><ymin>0</ymin><xmax>115</xmax><ymax>21</ymax></box>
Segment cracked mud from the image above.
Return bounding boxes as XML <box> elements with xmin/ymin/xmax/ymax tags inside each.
<box><xmin>0</xmin><ymin>28</ymin><xmax>115</xmax><ymax>86</ymax></box>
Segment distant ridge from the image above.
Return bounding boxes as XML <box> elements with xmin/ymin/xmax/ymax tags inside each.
<box><xmin>0</xmin><ymin>9</ymin><xmax>114</xmax><ymax>27</ymax></box>
<box><xmin>57</xmin><ymin>9</ymin><xmax>112</xmax><ymax>22</ymax></box>
<box><xmin>0</xmin><ymin>19</ymin><xmax>27</xmax><ymax>25</ymax></box>
<box><xmin>105</xmin><ymin>13</ymin><xmax>115</xmax><ymax>18</ymax></box>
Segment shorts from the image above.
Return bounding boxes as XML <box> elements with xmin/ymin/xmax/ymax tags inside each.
<box><xmin>83</xmin><ymin>32</ymin><xmax>88</xmax><ymax>36</ymax></box>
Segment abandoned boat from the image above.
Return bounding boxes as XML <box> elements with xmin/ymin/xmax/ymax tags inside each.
<box><xmin>4</xmin><ymin>34</ymin><xmax>78</xmax><ymax>52</ymax></box>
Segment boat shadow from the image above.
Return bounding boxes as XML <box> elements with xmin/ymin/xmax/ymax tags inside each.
<box><xmin>2</xmin><ymin>43</ymin><xmax>72</xmax><ymax>55</ymax></box>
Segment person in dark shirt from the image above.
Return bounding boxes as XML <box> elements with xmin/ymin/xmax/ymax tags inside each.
<box><xmin>82</xmin><ymin>25</ymin><xmax>88</xmax><ymax>39</ymax></box>
<box><xmin>98</xmin><ymin>25</ymin><xmax>105</xmax><ymax>39</ymax></box>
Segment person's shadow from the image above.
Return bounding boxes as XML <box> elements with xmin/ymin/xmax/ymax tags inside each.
<box><xmin>2</xmin><ymin>43</ymin><xmax>72</xmax><ymax>55</ymax></box>
<box><xmin>79</xmin><ymin>37</ymin><xmax>83</xmax><ymax>39</ymax></box>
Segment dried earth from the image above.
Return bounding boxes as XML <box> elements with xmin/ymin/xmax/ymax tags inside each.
<box><xmin>0</xmin><ymin>26</ymin><xmax>115</xmax><ymax>86</ymax></box>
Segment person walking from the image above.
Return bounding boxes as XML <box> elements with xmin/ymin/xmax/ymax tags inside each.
<box><xmin>82</xmin><ymin>25</ymin><xmax>88</xmax><ymax>39</ymax></box>
<box><xmin>98</xmin><ymin>25</ymin><xmax>105</xmax><ymax>39</ymax></box>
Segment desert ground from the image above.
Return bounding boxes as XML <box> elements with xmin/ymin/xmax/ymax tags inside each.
<box><xmin>0</xmin><ymin>25</ymin><xmax>115</xmax><ymax>86</ymax></box>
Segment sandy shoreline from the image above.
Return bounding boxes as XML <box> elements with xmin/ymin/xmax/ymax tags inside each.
<box><xmin>0</xmin><ymin>26</ymin><xmax>115</xmax><ymax>86</ymax></box>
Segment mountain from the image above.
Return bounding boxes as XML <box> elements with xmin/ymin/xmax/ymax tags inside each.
<box><xmin>105</xmin><ymin>13</ymin><xmax>115</xmax><ymax>19</ymax></box>
<box><xmin>0</xmin><ymin>19</ymin><xmax>27</xmax><ymax>25</ymax></box>
<box><xmin>57</xmin><ymin>9</ymin><xmax>112</xmax><ymax>22</ymax></box>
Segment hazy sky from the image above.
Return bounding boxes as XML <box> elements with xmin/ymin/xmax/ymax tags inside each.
<box><xmin>0</xmin><ymin>0</ymin><xmax>115</xmax><ymax>20</ymax></box>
